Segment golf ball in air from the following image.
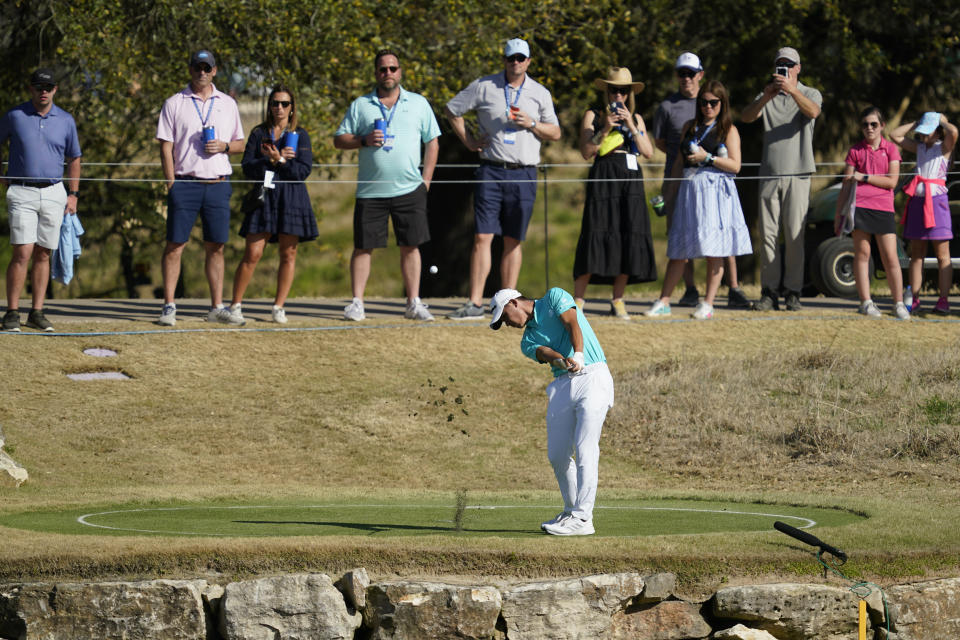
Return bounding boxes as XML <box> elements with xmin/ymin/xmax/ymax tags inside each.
<box><xmin>429</xmin><ymin>265</ymin><xmax>438</xmax><ymax>274</ymax></box>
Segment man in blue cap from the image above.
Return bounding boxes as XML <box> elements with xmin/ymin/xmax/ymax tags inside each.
<box><xmin>489</xmin><ymin>286</ymin><xmax>615</xmax><ymax>536</ymax></box>
<box><xmin>446</xmin><ymin>39</ymin><xmax>561</xmax><ymax>320</ymax></box>
<box><xmin>0</xmin><ymin>67</ymin><xmax>82</xmax><ymax>332</ymax></box>
<box><xmin>155</xmin><ymin>49</ymin><xmax>245</xmax><ymax>327</ymax></box>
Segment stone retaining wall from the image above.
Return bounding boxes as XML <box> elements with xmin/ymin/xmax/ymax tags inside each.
<box><xmin>2</xmin><ymin>571</ymin><xmax>958</xmax><ymax>639</ymax></box>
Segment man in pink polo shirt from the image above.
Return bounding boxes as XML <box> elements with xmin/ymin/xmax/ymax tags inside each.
<box><xmin>156</xmin><ymin>49</ymin><xmax>245</xmax><ymax>326</ymax></box>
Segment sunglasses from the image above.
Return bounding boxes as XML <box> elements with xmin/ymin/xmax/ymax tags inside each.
<box><xmin>699</xmin><ymin>98</ymin><xmax>721</xmax><ymax>108</ymax></box>
<box><xmin>377</xmin><ymin>65</ymin><xmax>399</xmax><ymax>74</ymax></box>
<box><xmin>32</xmin><ymin>84</ymin><xmax>56</xmax><ymax>92</ymax></box>
<box><xmin>861</xmin><ymin>121</ymin><xmax>881</xmax><ymax>129</ymax></box>
<box><xmin>677</xmin><ymin>69</ymin><xmax>698</xmax><ymax>79</ymax></box>
<box><xmin>506</xmin><ymin>54</ymin><xmax>528</xmax><ymax>63</ymax></box>
<box><xmin>776</xmin><ymin>60</ymin><xmax>798</xmax><ymax>69</ymax></box>
<box><xmin>191</xmin><ymin>64</ymin><xmax>213</xmax><ymax>73</ymax></box>
<box><xmin>607</xmin><ymin>86</ymin><xmax>630</xmax><ymax>95</ymax></box>
<box><xmin>269</xmin><ymin>100</ymin><xmax>291</xmax><ymax>108</ymax></box>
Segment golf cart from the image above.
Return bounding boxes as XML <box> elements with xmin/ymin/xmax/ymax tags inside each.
<box><xmin>804</xmin><ymin>180</ymin><xmax>960</xmax><ymax>298</ymax></box>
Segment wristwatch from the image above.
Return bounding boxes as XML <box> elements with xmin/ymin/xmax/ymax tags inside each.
<box><xmin>68</xmin><ymin>190</ymin><xmax>79</xmax><ymax>197</ymax></box>
<box><xmin>861</xmin><ymin>174</ymin><xmax>870</xmax><ymax>184</ymax></box>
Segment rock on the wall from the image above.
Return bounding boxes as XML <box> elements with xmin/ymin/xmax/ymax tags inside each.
<box><xmin>335</xmin><ymin>568</ymin><xmax>369</xmax><ymax>611</ymax></box>
<box><xmin>0</xmin><ymin>579</ymin><xmax>206</xmax><ymax>640</ymax></box>
<box><xmin>712</xmin><ymin>583</ymin><xmax>860</xmax><ymax>640</ymax></box>
<box><xmin>885</xmin><ymin>577</ymin><xmax>960</xmax><ymax>640</ymax></box>
<box><xmin>610</xmin><ymin>600</ymin><xmax>711</xmax><ymax>639</ymax></box>
<box><xmin>363</xmin><ymin>581</ymin><xmax>501</xmax><ymax>640</ymax></box>
<box><xmin>713</xmin><ymin>623</ymin><xmax>779</xmax><ymax>639</ymax></box>
<box><xmin>219</xmin><ymin>574</ymin><xmax>361</xmax><ymax>640</ymax></box>
<box><xmin>500</xmin><ymin>572</ymin><xmax>646</xmax><ymax>640</ymax></box>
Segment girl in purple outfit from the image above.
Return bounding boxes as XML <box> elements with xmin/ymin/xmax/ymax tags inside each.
<box><xmin>890</xmin><ymin>112</ymin><xmax>957</xmax><ymax>315</ymax></box>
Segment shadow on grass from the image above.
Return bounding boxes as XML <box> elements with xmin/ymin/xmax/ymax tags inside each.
<box><xmin>233</xmin><ymin>520</ymin><xmax>528</xmax><ymax>535</ymax></box>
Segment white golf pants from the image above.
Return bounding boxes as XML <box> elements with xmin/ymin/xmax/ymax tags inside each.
<box><xmin>545</xmin><ymin>362</ymin><xmax>614</xmax><ymax>521</ymax></box>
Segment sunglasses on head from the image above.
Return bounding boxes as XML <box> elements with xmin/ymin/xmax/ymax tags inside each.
<box><xmin>192</xmin><ymin>63</ymin><xmax>213</xmax><ymax>73</ymax></box>
<box><xmin>677</xmin><ymin>69</ymin><xmax>698</xmax><ymax>79</ymax></box>
<box><xmin>699</xmin><ymin>98</ymin><xmax>721</xmax><ymax>108</ymax></box>
<box><xmin>269</xmin><ymin>100</ymin><xmax>291</xmax><ymax>108</ymax></box>
<box><xmin>861</xmin><ymin>121</ymin><xmax>881</xmax><ymax>129</ymax></box>
<box><xmin>506</xmin><ymin>54</ymin><xmax>527</xmax><ymax>63</ymax></box>
<box><xmin>377</xmin><ymin>65</ymin><xmax>399</xmax><ymax>74</ymax></box>
<box><xmin>607</xmin><ymin>86</ymin><xmax>630</xmax><ymax>95</ymax></box>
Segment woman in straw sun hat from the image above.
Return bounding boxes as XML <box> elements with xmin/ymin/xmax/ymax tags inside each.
<box><xmin>572</xmin><ymin>67</ymin><xmax>656</xmax><ymax>320</ymax></box>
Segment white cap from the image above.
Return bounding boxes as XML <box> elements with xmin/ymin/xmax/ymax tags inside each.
<box><xmin>504</xmin><ymin>38</ymin><xmax>530</xmax><ymax>58</ymax></box>
<box><xmin>915</xmin><ymin>112</ymin><xmax>941</xmax><ymax>135</ymax></box>
<box><xmin>675</xmin><ymin>52</ymin><xmax>702</xmax><ymax>71</ymax></box>
<box><xmin>489</xmin><ymin>288</ymin><xmax>522</xmax><ymax>330</ymax></box>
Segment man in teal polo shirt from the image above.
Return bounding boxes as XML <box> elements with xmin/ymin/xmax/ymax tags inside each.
<box><xmin>490</xmin><ymin>287</ymin><xmax>615</xmax><ymax>536</ymax></box>
<box><xmin>334</xmin><ymin>49</ymin><xmax>440</xmax><ymax>321</ymax></box>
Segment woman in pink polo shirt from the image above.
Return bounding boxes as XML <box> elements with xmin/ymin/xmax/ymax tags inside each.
<box><xmin>835</xmin><ymin>106</ymin><xmax>908</xmax><ymax>320</ymax></box>
<box><xmin>890</xmin><ymin>112</ymin><xmax>958</xmax><ymax>315</ymax></box>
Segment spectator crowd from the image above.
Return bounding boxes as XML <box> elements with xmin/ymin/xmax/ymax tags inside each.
<box><xmin>1</xmin><ymin>41</ymin><xmax>955</xmax><ymax>331</ymax></box>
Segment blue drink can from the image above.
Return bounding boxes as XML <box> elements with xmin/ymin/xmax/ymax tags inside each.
<box><xmin>374</xmin><ymin>118</ymin><xmax>387</xmax><ymax>135</ymax></box>
<box><xmin>202</xmin><ymin>126</ymin><xmax>216</xmax><ymax>143</ymax></box>
<box><xmin>282</xmin><ymin>130</ymin><xmax>299</xmax><ymax>151</ymax></box>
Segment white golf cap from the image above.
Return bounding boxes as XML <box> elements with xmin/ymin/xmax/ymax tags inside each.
<box><xmin>489</xmin><ymin>288</ymin><xmax>522</xmax><ymax>330</ymax></box>
<box><xmin>504</xmin><ymin>38</ymin><xmax>530</xmax><ymax>58</ymax></box>
<box><xmin>675</xmin><ymin>52</ymin><xmax>702</xmax><ymax>71</ymax></box>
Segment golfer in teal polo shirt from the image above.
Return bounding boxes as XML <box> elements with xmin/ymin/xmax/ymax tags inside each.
<box><xmin>490</xmin><ymin>287</ymin><xmax>615</xmax><ymax>536</ymax></box>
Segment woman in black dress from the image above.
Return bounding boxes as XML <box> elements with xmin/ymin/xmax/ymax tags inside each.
<box><xmin>572</xmin><ymin>67</ymin><xmax>656</xmax><ymax>319</ymax></box>
<box><xmin>229</xmin><ymin>85</ymin><xmax>317</xmax><ymax>324</ymax></box>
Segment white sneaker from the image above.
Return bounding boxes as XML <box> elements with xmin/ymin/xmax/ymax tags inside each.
<box><xmin>158</xmin><ymin>303</ymin><xmax>176</xmax><ymax>326</ymax></box>
<box><xmin>227</xmin><ymin>304</ymin><xmax>246</xmax><ymax>325</ymax></box>
<box><xmin>344</xmin><ymin>299</ymin><xmax>365</xmax><ymax>321</ymax></box>
<box><xmin>206</xmin><ymin>306</ymin><xmax>235</xmax><ymax>324</ymax></box>
<box><xmin>543</xmin><ymin>514</ymin><xmax>595</xmax><ymax>536</ymax></box>
<box><xmin>405</xmin><ymin>298</ymin><xmax>435</xmax><ymax>321</ymax></box>
<box><xmin>644</xmin><ymin>299</ymin><xmax>671</xmax><ymax>317</ymax></box>
<box><xmin>692</xmin><ymin>301</ymin><xmax>714</xmax><ymax>320</ymax></box>
<box><xmin>540</xmin><ymin>511</ymin><xmax>570</xmax><ymax>531</ymax></box>
<box><xmin>271</xmin><ymin>306</ymin><xmax>288</xmax><ymax>324</ymax></box>
<box><xmin>894</xmin><ymin>301</ymin><xmax>911</xmax><ymax>321</ymax></box>
<box><xmin>859</xmin><ymin>300</ymin><xmax>882</xmax><ymax>318</ymax></box>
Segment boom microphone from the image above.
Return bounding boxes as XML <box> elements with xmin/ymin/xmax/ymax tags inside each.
<box><xmin>774</xmin><ymin>521</ymin><xmax>847</xmax><ymax>563</ymax></box>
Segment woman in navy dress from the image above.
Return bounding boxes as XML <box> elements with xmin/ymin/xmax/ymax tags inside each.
<box><xmin>229</xmin><ymin>85</ymin><xmax>317</xmax><ymax>323</ymax></box>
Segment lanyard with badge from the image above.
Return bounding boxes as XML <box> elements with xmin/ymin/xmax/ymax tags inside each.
<box><xmin>503</xmin><ymin>73</ymin><xmax>525</xmax><ymax>145</ymax></box>
<box><xmin>191</xmin><ymin>96</ymin><xmax>216</xmax><ymax>132</ymax></box>
<box><xmin>377</xmin><ymin>97</ymin><xmax>398</xmax><ymax>151</ymax></box>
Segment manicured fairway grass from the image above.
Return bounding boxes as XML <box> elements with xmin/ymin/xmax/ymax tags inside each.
<box><xmin>0</xmin><ymin>496</ymin><xmax>864</xmax><ymax>539</ymax></box>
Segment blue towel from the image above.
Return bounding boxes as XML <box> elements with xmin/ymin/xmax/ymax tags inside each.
<box><xmin>51</xmin><ymin>213</ymin><xmax>84</xmax><ymax>285</ymax></box>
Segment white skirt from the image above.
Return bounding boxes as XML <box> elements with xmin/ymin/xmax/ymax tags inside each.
<box><xmin>667</xmin><ymin>167</ymin><xmax>753</xmax><ymax>260</ymax></box>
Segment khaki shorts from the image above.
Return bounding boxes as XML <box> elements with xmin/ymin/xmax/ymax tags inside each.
<box><xmin>6</xmin><ymin>183</ymin><xmax>67</xmax><ymax>249</ymax></box>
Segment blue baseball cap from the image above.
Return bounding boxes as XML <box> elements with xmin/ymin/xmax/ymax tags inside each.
<box><xmin>504</xmin><ymin>39</ymin><xmax>530</xmax><ymax>58</ymax></box>
<box><xmin>189</xmin><ymin>50</ymin><xmax>217</xmax><ymax>68</ymax></box>
<box><xmin>915</xmin><ymin>112</ymin><xmax>941</xmax><ymax>135</ymax></box>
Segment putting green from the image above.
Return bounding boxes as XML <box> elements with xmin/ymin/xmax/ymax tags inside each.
<box><xmin>0</xmin><ymin>497</ymin><xmax>864</xmax><ymax>538</ymax></box>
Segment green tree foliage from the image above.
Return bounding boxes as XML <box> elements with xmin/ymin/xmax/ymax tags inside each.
<box><xmin>1</xmin><ymin>0</ymin><xmax>957</xmax><ymax>295</ymax></box>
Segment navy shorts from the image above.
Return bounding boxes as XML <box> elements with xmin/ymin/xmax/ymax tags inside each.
<box><xmin>353</xmin><ymin>183</ymin><xmax>430</xmax><ymax>249</ymax></box>
<box><xmin>474</xmin><ymin>164</ymin><xmax>537</xmax><ymax>240</ymax></box>
<box><xmin>166</xmin><ymin>179</ymin><xmax>232</xmax><ymax>244</ymax></box>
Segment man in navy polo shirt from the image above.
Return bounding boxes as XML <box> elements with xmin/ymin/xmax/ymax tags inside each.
<box><xmin>0</xmin><ymin>68</ymin><xmax>81</xmax><ymax>332</ymax></box>
<box><xmin>155</xmin><ymin>49</ymin><xmax>245</xmax><ymax>326</ymax></box>
<box><xmin>446</xmin><ymin>39</ymin><xmax>561</xmax><ymax>319</ymax></box>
